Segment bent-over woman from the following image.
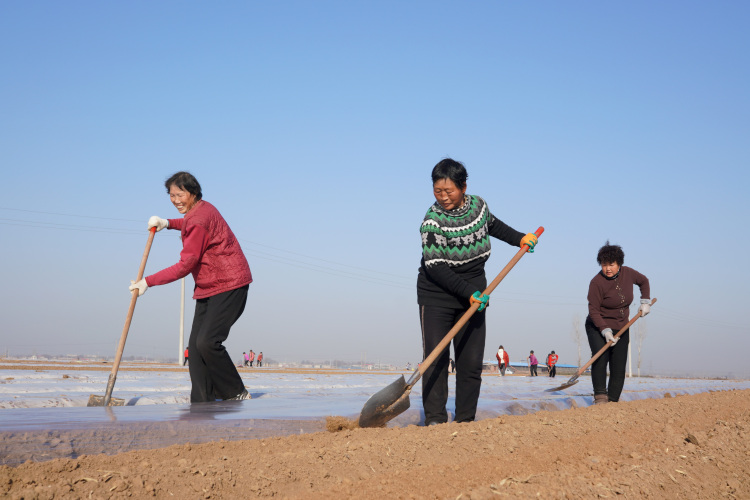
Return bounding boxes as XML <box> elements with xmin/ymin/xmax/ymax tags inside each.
<box><xmin>586</xmin><ymin>241</ymin><xmax>650</xmax><ymax>404</ymax></box>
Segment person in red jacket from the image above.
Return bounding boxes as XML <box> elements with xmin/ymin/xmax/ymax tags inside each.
<box><xmin>257</xmin><ymin>352</ymin><xmax>264</xmax><ymax>367</ymax></box>
<box><xmin>129</xmin><ymin>171</ymin><xmax>252</xmax><ymax>403</ymax></box>
<box><xmin>248</xmin><ymin>350</ymin><xmax>255</xmax><ymax>367</ymax></box>
<box><xmin>495</xmin><ymin>345</ymin><xmax>510</xmax><ymax>376</ymax></box>
<box><xmin>547</xmin><ymin>351</ymin><xmax>558</xmax><ymax>378</ymax></box>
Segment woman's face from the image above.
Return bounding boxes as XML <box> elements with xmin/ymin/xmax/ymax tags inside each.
<box><xmin>433</xmin><ymin>178</ymin><xmax>467</xmax><ymax>211</ymax></box>
<box><xmin>169</xmin><ymin>185</ymin><xmax>197</xmax><ymax>214</ymax></box>
<box><xmin>601</xmin><ymin>262</ymin><xmax>621</xmax><ymax>277</ymax></box>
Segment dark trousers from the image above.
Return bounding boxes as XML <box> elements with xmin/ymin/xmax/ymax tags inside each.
<box><xmin>530</xmin><ymin>364</ymin><xmax>538</xmax><ymax>376</ymax></box>
<box><xmin>498</xmin><ymin>363</ymin><xmax>506</xmax><ymax>376</ymax></box>
<box><xmin>548</xmin><ymin>365</ymin><xmax>556</xmax><ymax>377</ymax></box>
<box><xmin>420</xmin><ymin>304</ymin><xmax>486</xmax><ymax>425</ymax></box>
<box><xmin>585</xmin><ymin>318</ymin><xmax>630</xmax><ymax>402</ymax></box>
<box><xmin>188</xmin><ymin>285</ymin><xmax>248</xmax><ymax>403</ymax></box>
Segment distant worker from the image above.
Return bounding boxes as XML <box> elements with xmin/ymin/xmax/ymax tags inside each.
<box><xmin>248</xmin><ymin>350</ymin><xmax>255</xmax><ymax>367</ymax></box>
<box><xmin>129</xmin><ymin>171</ymin><xmax>252</xmax><ymax>402</ymax></box>
<box><xmin>547</xmin><ymin>351</ymin><xmax>558</xmax><ymax>378</ymax></box>
<box><xmin>243</xmin><ymin>352</ymin><xmax>249</xmax><ymax>367</ymax></box>
<box><xmin>586</xmin><ymin>241</ymin><xmax>650</xmax><ymax>405</ymax></box>
<box><xmin>496</xmin><ymin>345</ymin><xmax>509</xmax><ymax>376</ymax></box>
<box><xmin>417</xmin><ymin>158</ymin><xmax>539</xmax><ymax>426</ymax></box>
<box><xmin>257</xmin><ymin>352</ymin><xmax>263</xmax><ymax>367</ymax></box>
<box><xmin>184</xmin><ymin>347</ymin><xmax>189</xmax><ymax>366</ymax></box>
<box><xmin>527</xmin><ymin>350</ymin><xmax>538</xmax><ymax>376</ymax></box>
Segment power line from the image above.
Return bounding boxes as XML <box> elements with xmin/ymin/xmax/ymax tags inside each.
<box><xmin>0</xmin><ymin>207</ymin><xmax>141</xmax><ymax>223</ymax></box>
<box><xmin>0</xmin><ymin>219</ymin><xmax>144</xmax><ymax>235</ymax></box>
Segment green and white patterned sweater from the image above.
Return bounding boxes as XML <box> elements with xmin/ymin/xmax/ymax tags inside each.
<box><xmin>417</xmin><ymin>195</ymin><xmax>524</xmax><ymax>308</ymax></box>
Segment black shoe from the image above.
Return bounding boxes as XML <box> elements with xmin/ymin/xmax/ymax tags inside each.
<box><xmin>227</xmin><ymin>389</ymin><xmax>250</xmax><ymax>401</ymax></box>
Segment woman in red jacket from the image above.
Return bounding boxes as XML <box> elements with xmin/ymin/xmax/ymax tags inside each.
<box><xmin>129</xmin><ymin>172</ymin><xmax>252</xmax><ymax>402</ymax></box>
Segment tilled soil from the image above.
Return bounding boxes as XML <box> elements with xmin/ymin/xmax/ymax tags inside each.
<box><xmin>2</xmin><ymin>388</ymin><xmax>748</xmax><ymax>499</ymax></box>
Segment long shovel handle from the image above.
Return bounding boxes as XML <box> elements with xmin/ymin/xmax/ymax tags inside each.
<box><xmin>573</xmin><ymin>297</ymin><xmax>657</xmax><ymax>379</ymax></box>
<box><xmin>103</xmin><ymin>227</ymin><xmax>157</xmax><ymax>406</ymax></box>
<box><xmin>408</xmin><ymin>227</ymin><xmax>544</xmax><ymax>387</ymax></box>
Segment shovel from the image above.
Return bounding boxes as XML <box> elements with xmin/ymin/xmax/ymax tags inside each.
<box><xmin>546</xmin><ymin>297</ymin><xmax>657</xmax><ymax>392</ymax></box>
<box><xmin>88</xmin><ymin>227</ymin><xmax>157</xmax><ymax>406</ymax></box>
<box><xmin>358</xmin><ymin>226</ymin><xmax>544</xmax><ymax>428</ymax></box>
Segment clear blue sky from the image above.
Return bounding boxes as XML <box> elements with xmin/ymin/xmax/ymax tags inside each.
<box><xmin>2</xmin><ymin>2</ymin><xmax>748</xmax><ymax>377</ymax></box>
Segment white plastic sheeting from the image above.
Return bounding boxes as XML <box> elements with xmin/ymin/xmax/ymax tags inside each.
<box><xmin>1</xmin><ymin>367</ymin><xmax>748</xmax><ymax>465</ymax></box>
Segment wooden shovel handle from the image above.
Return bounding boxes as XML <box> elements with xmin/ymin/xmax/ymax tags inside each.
<box><xmin>416</xmin><ymin>227</ymin><xmax>544</xmax><ymax>380</ymax></box>
<box><xmin>103</xmin><ymin>227</ymin><xmax>157</xmax><ymax>404</ymax></box>
<box><xmin>574</xmin><ymin>297</ymin><xmax>657</xmax><ymax>378</ymax></box>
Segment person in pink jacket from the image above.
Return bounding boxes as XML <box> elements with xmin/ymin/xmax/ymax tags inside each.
<box><xmin>129</xmin><ymin>171</ymin><xmax>252</xmax><ymax>402</ymax></box>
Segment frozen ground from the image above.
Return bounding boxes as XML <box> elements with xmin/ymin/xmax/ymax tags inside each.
<box><xmin>1</xmin><ymin>364</ymin><xmax>748</xmax><ymax>465</ymax></box>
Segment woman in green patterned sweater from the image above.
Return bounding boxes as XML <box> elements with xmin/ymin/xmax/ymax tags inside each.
<box><xmin>418</xmin><ymin>158</ymin><xmax>538</xmax><ymax>426</ymax></box>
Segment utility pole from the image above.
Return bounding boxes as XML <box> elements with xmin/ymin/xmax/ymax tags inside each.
<box><xmin>179</xmin><ymin>277</ymin><xmax>185</xmax><ymax>365</ymax></box>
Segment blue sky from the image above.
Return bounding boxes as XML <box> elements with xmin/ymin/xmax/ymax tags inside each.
<box><xmin>2</xmin><ymin>2</ymin><xmax>748</xmax><ymax>377</ymax></box>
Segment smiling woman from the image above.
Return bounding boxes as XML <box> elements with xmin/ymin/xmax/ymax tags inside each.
<box><xmin>127</xmin><ymin>171</ymin><xmax>253</xmax><ymax>403</ymax></box>
<box><xmin>417</xmin><ymin>158</ymin><xmax>540</xmax><ymax>426</ymax></box>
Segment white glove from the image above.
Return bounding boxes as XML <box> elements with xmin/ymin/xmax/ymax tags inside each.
<box><xmin>129</xmin><ymin>279</ymin><xmax>148</xmax><ymax>296</ymax></box>
<box><xmin>601</xmin><ymin>328</ymin><xmax>618</xmax><ymax>345</ymax></box>
<box><xmin>148</xmin><ymin>216</ymin><xmax>168</xmax><ymax>232</ymax></box>
<box><xmin>639</xmin><ymin>299</ymin><xmax>651</xmax><ymax>317</ymax></box>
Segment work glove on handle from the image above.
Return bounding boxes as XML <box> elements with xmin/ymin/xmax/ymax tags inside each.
<box><xmin>148</xmin><ymin>216</ymin><xmax>168</xmax><ymax>232</ymax></box>
<box><xmin>520</xmin><ymin>233</ymin><xmax>538</xmax><ymax>253</ymax></box>
<box><xmin>601</xmin><ymin>328</ymin><xmax>618</xmax><ymax>345</ymax></box>
<box><xmin>639</xmin><ymin>299</ymin><xmax>651</xmax><ymax>317</ymax></box>
<box><xmin>129</xmin><ymin>279</ymin><xmax>148</xmax><ymax>296</ymax></box>
<box><xmin>470</xmin><ymin>291</ymin><xmax>489</xmax><ymax>312</ymax></box>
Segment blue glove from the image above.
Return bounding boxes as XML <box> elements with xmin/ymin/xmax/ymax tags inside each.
<box><xmin>470</xmin><ymin>291</ymin><xmax>489</xmax><ymax>312</ymax></box>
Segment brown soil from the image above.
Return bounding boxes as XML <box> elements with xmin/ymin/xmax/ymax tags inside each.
<box><xmin>2</xmin><ymin>389</ymin><xmax>748</xmax><ymax>499</ymax></box>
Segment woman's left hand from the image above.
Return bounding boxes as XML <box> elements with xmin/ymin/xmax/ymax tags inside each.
<box><xmin>521</xmin><ymin>233</ymin><xmax>538</xmax><ymax>253</ymax></box>
<box><xmin>639</xmin><ymin>299</ymin><xmax>651</xmax><ymax>317</ymax></box>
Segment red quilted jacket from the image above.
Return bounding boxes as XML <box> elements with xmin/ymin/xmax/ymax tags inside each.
<box><xmin>146</xmin><ymin>200</ymin><xmax>252</xmax><ymax>299</ymax></box>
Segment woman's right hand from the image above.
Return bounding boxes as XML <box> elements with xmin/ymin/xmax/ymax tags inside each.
<box><xmin>470</xmin><ymin>291</ymin><xmax>490</xmax><ymax>311</ymax></box>
<box><xmin>148</xmin><ymin>216</ymin><xmax>168</xmax><ymax>231</ymax></box>
<box><xmin>601</xmin><ymin>328</ymin><xmax>618</xmax><ymax>345</ymax></box>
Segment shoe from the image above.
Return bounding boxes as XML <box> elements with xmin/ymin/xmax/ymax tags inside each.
<box><xmin>227</xmin><ymin>389</ymin><xmax>251</xmax><ymax>401</ymax></box>
<box><xmin>593</xmin><ymin>393</ymin><xmax>608</xmax><ymax>405</ymax></box>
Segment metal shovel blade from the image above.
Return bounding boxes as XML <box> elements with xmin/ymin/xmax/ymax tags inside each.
<box><xmin>545</xmin><ymin>375</ymin><xmax>580</xmax><ymax>392</ymax></box>
<box><xmin>358</xmin><ymin>375</ymin><xmax>412</xmax><ymax>428</ymax></box>
<box><xmin>87</xmin><ymin>394</ymin><xmax>125</xmax><ymax>407</ymax></box>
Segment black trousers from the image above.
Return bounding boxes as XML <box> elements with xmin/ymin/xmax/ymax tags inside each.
<box><xmin>529</xmin><ymin>364</ymin><xmax>538</xmax><ymax>376</ymax></box>
<box><xmin>585</xmin><ymin>318</ymin><xmax>630</xmax><ymax>402</ymax></box>
<box><xmin>548</xmin><ymin>365</ymin><xmax>556</xmax><ymax>377</ymax></box>
<box><xmin>188</xmin><ymin>285</ymin><xmax>248</xmax><ymax>403</ymax></box>
<box><xmin>420</xmin><ymin>304</ymin><xmax>486</xmax><ymax>425</ymax></box>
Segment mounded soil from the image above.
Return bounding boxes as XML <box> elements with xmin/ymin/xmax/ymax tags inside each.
<box><xmin>2</xmin><ymin>388</ymin><xmax>748</xmax><ymax>499</ymax></box>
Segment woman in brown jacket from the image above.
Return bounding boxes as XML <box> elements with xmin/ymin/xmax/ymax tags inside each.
<box><xmin>586</xmin><ymin>241</ymin><xmax>650</xmax><ymax>404</ymax></box>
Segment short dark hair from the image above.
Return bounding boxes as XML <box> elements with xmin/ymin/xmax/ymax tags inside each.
<box><xmin>597</xmin><ymin>241</ymin><xmax>625</xmax><ymax>266</ymax></box>
<box><xmin>499</xmin><ymin>345</ymin><xmax>504</xmax><ymax>349</ymax></box>
<box><xmin>431</xmin><ymin>158</ymin><xmax>467</xmax><ymax>189</ymax></box>
<box><xmin>165</xmin><ymin>171</ymin><xmax>202</xmax><ymax>201</ymax></box>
